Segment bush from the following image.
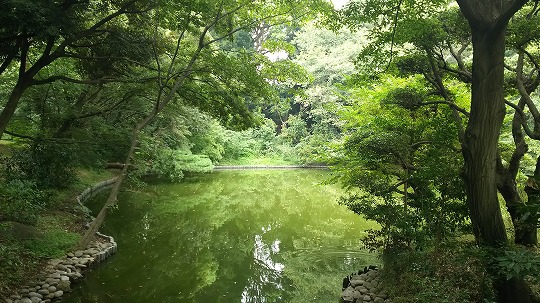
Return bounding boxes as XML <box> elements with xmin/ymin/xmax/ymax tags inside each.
<box><xmin>2</xmin><ymin>141</ymin><xmax>77</xmax><ymax>189</ymax></box>
<box><xmin>137</xmin><ymin>147</ymin><xmax>213</xmax><ymax>181</ymax></box>
<box><xmin>0</xmin><ymin>238</ymin><xmax>34</xmax><ymax>294</ymax></box>
<box><xmin>382</xmin><ymin>246</ymin><xmax>494</xmax><ymax>303</ymax></box>
<box><xmin>490</xmin><ymin>247</ymin><xmax>540</xmax><ymax>281</ymax></box>
<box><xmin>0</xmin><ymin>180</ymin><xmax>48</xmax><ymax>225</ymax></box>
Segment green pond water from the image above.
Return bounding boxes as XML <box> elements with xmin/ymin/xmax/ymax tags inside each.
<box><xmin>63</xmin><ymin>169</ymin><xmax>377</xmax><ymax>303</ymax></box>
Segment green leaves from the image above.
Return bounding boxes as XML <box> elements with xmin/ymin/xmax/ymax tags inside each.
<box><xmin>493</xmin><ymin>248</ymin><xmax>540</xmax><ymax>281</ymax></box>
<box><xmin>332</xmin><ymin>74</ymin><xmax>467</xmax><ymax>250</ymax></box>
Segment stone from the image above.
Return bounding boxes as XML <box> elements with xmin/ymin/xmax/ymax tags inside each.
<box><xmin>378</xmin><ymin>291</ymin><xmax>388</xmax><ymax>299</ymax></box>
<box><xmin>363</xmin><ymin>295</ymin><xmax>372</xmax><ymax>301</ymax></box>
<box><xmin>30</xmin><ymin>297</ymin><xmax>41</xmax><ymax>303</ymax></box>
<box><xmin>350</xmin><ymin>278</ymin><xmax>365</xmax><ymax>288</ymax></box>
<box><xmin>20</xmin><ymin>289</ymin><xmax>29</xmax><ymax>294</ymax></box>
<box><xmin>60</xmin><ymin>275</ymin><xmax>70</xmax><ymax>281</ymax></box>
<box><xmin>56</xmin><ymin>280</ymin><xmax>71</xmax><ymax>292</ymax></box>
<box><xmin>341</xmin><ymin>286</ymin><xmax>355</xmax><ymax>303</ymax></box>
<box><xmin>47</xmin><ymin>286</ymin><xmax>56</xmax><ymax>293</ymax></box>
<box><xmin>44</xmin><ymin>293</ymin><xmax>55</xmax><ymax>300</ymax></box>
<box><xmin>15</xmin><ymin>298</ymin><xmax>32</xmax><ymax>303</ymax></box>
<box><xmin>44</xmin><ymin>278</ymin><xmax>58</xmax><ymax>285</ymax></box>
<box><xmin>79</xmin><ymin>258</ymin><xmax>90</xmax><ymax>265</ymax></box>
<box><xmin>53</xmin><ymin>290</ymin><xmax>63</xmax><ymax>298</ymax></box>
<box><xmin>353</xmin><ymin>290</ymin><xmax>362</xmax><ymax>300</ymax></box>
<box><xmin>49</xmin><ymin>260</ymin><xmax>61</xmax><ymax>267</ymax></box>
<box><xmin>83</xmin><ymin>249</ymin><xmax>98</xmax><ymax>255</ymax></box>
<box><xmin>37</xmin><ymin>290</ymin><xmax>48</xmax><ymax>296</ymax></box>
<box><xmin>74</xmin><ymin>251</ymin><xmax>84</xmax><ymax>257</ymax></box>
<box><xmin>67</xmin><ymin>253</ymin><xmax>74</xmax><ymax>258</ymax></box>
<box><xmin>28</xmin><ymin>292</ymin><xmax>42</xmax><ymax>299</ymax></box>
<box><xmin>373</xmin><ymin>297</ymin><xmax>385</xmax><ymax>303</ymax></box>
<box><xmin>356</xmin><ymin>287</ymin><xmax>369</xmax><ymax>294</ymax></box>
<box><xmin>49</xmin><ymin>273</ymin><xmax>61</xmax><ymax>279</ymax></box>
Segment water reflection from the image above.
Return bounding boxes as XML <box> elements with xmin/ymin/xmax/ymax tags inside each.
<box><xmin>63</xmin><ymin>170</ymin><xmax>378</xmax><ymax>303</ymax></box>
<box><xmin>242</xmin><ymin>224</ymin><xmax>286</xmax><ymax>303</ymax></box>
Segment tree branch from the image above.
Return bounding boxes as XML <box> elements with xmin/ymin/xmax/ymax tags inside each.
<box><xmin>421</xmin><ymin>100</ymin><xmax>470</xmax><ymax>116</ymax></box>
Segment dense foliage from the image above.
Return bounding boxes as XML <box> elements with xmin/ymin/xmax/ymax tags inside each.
<box><xmin>2</xmin><ymin>0</ymin><xmax>540</xmax><ymax>302</ymax></box>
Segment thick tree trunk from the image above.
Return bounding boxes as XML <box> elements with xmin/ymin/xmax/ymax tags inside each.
<box><xmin>461</xmin><ymin>17</ymin><xmax>533</xmax><ymax>303</ymax></box>
<box><xmin>462</xmin><ymin>27</ymin><xmax>508</xmax><ymax>247</ymax></box>
<box><xmin>0</xmin><ymin>77</ymin><xmax>31</xmax><ymax>138</ymax></box>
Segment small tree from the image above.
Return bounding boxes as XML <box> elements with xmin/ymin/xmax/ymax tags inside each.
<box><xmin>334</xmin><ymin>76</ymin><xmax>468</xmax><ymax>251</ymax></box>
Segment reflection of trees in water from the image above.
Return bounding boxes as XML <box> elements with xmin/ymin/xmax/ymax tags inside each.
<box><xmin>77</xmin><ymin>170</ymin><xmax>375</xmax><ymax>303</ymax></box>
<box><xmin>241</xmin><ymin>231</ymin><xmax>291</xmax><ymax>303</ymax></box>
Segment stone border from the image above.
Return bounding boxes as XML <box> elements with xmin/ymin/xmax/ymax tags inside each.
<box><xmin>214</xmin><ymin>165</ymin><xmax>328</xmax><ymax>170</ymax></box>
<box><xmin>4</xmin><ymin>178</ymin><xmax>119</xmax><ymax>303</ymax></box>
<box><xmin>341</xmin><ymin>267</ymin><xmax>391</xmax><ymax>303</ymax></box>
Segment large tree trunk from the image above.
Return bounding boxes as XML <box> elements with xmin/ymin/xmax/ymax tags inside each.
<box><xmin>458</xmin><ymin>1</ymin><xmax>533</xmax><ymax>301</ymax></box>
<box><xmin>462</xmin><ymin>26</ymin><xmax>508</xmax><ymax>247</ymax></box>
<box><xmin>0</xmin><ymin>77</ymin><xmax>31</xmax><ymax>138</ymax></box>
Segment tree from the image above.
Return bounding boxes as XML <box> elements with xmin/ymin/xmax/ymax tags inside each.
<box><xmin>337</xmin><ymin>0</ymin><xmax>538</xmax><ymax>301</ymax></box>
<box><xmin>0</xmin><ymin>0</ymin><xmax>156</xmax><ymax>138</ymax></box>
<box><xmin>77</xmin><ymin>0</ymin><xmax>334</xmax><ymax>248</ymax></box>
<box><xmin>333</xmin><ymin>75</ymin><xmax>468</xmax><ymax>252</ymax></box>
<box><xmin>457</xmin><ymin>2</ymin><xmax>533</xmax><ymax>301</ymax></box>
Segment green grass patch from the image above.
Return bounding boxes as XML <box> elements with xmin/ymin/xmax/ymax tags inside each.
<box><xmin>23</xmin><ymin>230</ymin><xmax>80</xmax><ymax>258</ymax></box>
<box><xmin>22</xmin><ymin>215</ymin><xmax>80</xmax><ymax>258</ymax></box>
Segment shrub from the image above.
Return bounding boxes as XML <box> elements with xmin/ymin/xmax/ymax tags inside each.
<box><xmin>382</xmin><ymin>246</ymin><xmax>494</xmax><ymax>303</ymax></box>
<box><xmin>2</xmin><ymin>141</ymin><xmax>77</xmax><ymax>189</ymax></box>
<box><xmin>0</xmin><ymin>180</ymin><xmax>48</xmax><ymax>225</ymax></box>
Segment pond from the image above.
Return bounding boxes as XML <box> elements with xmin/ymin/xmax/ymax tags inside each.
<box><xmin>63</xmin><ymin>169</ymin><xmax>377</xmax><ymax>303</ymax></box>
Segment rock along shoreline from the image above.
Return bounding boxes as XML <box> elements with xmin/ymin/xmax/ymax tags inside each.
<box><xmin>341</xmin><ymin>267</ymin><xmax>391</xmax><ymax>303</ymax></box>
<box><xmin>3</xmin><ymin>178</ymin><xmax>119</xmax><ymax>303</ymax></box>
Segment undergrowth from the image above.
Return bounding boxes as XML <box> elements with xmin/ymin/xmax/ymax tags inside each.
<box><xmin>381</xmin><ymin>244</ymin><xmax>495</xmax><ymax>303</ymax></box>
